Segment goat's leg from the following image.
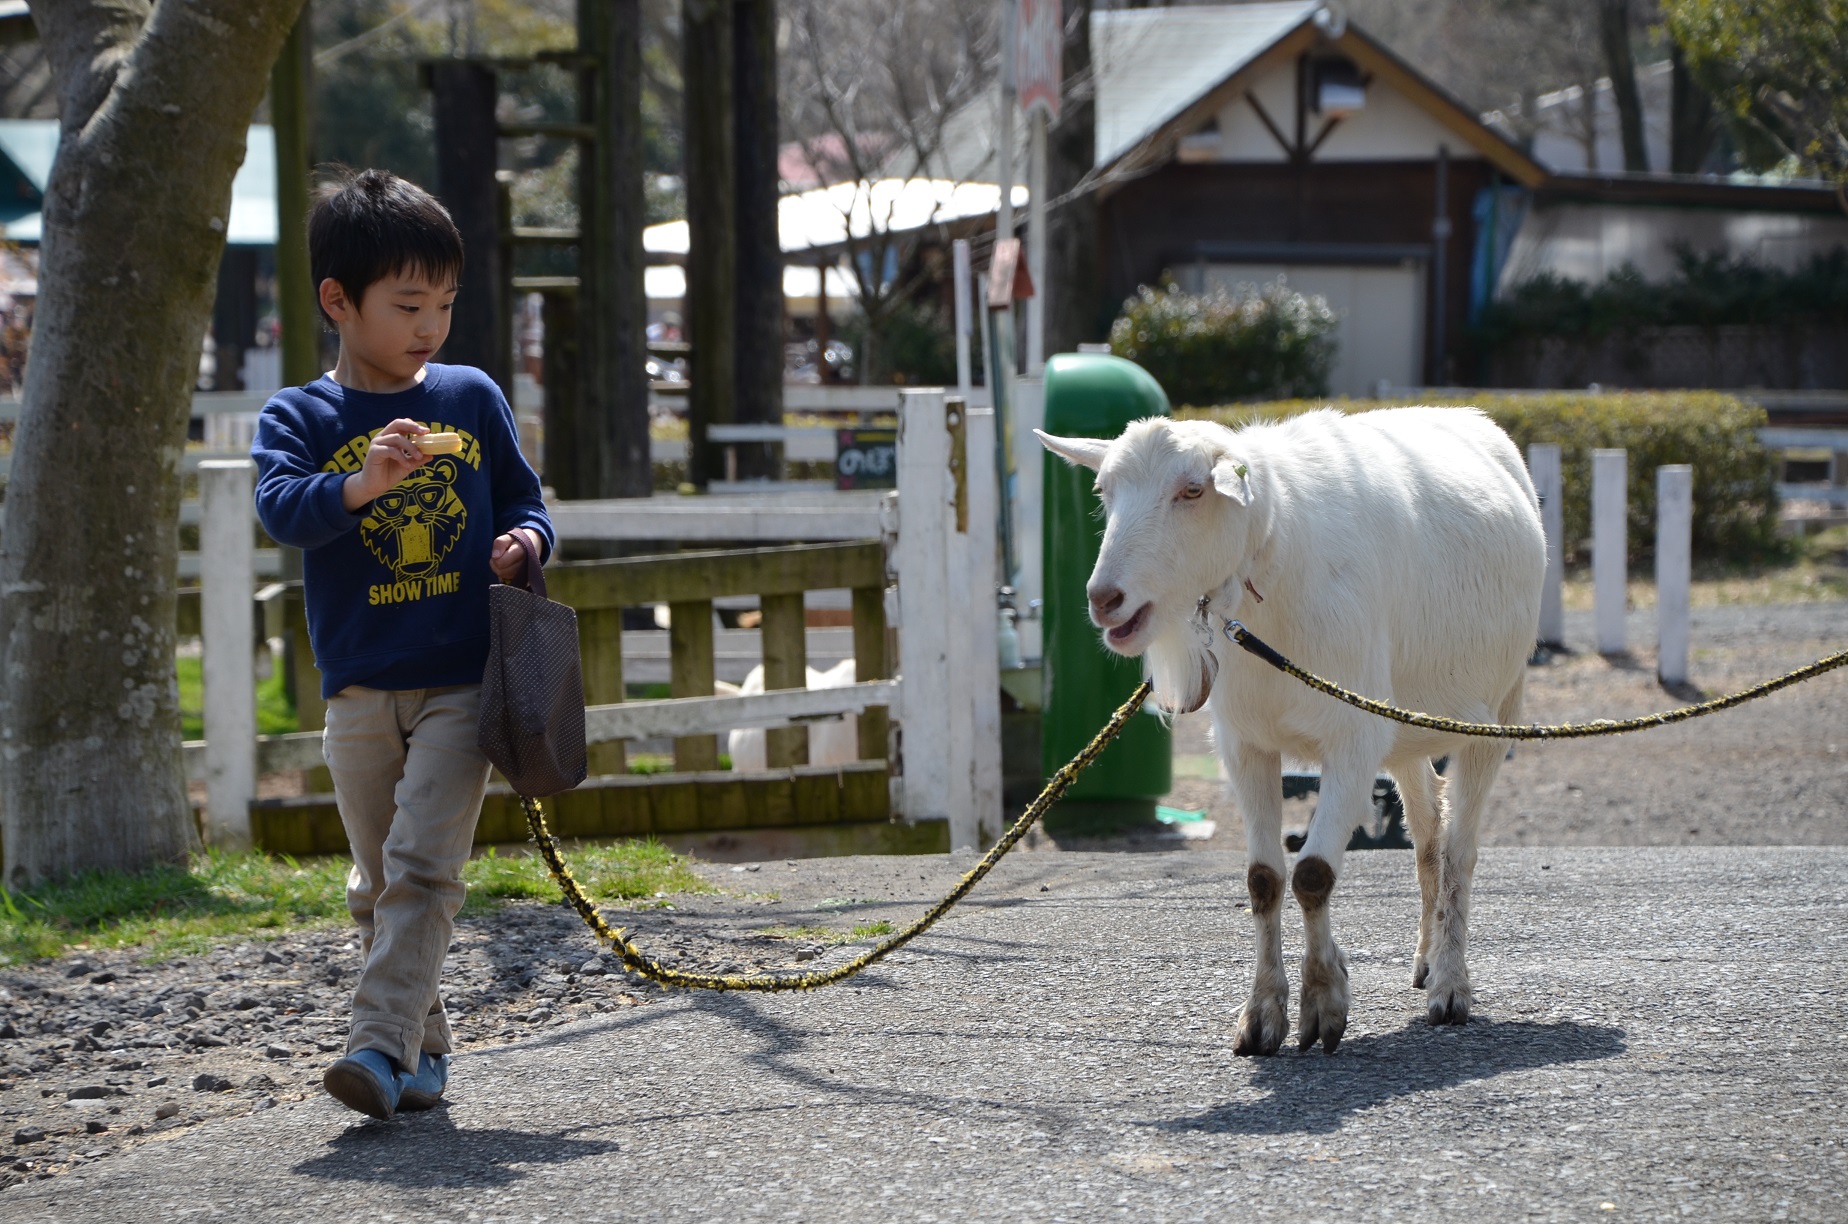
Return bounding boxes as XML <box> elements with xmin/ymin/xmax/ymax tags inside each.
<box><xmin>1425</xmin><ymin>701</ymin><xmax>1516</xmax><ymax>1024</ymax></box>
<box><xmin>1293</xmin><ymin>752</ymin><xmax>1376</xmax><ymax>1054</ymax></box>
<box><xmin>1390</xmin><ymin>758</ymin><xmax>1448</xmax><ymax>990</ymax></box>
<box><xmin>1225</xmin><ymin>740</ymin><xmax>1287</xmax><ymax>1057</ymax></box>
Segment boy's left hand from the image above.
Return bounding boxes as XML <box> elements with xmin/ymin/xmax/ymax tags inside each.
<box><xmin>490</xmin><ymin>532</ymin><xmax>530</xmax><ymax>585</ymax></box>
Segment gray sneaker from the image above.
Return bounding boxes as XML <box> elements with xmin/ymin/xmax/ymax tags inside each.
<box><xmin>398</xmin><ymin>1052</ymin><xmax>449</xmax><ymax>1111</ymax></box>
<box><xmin>323</xmin><ymin>1049</ymin><xmax>404</xmax><ymax>1120</ymax></box>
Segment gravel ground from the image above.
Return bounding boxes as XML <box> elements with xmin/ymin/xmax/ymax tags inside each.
<box><xmin>0</xmin><ymin>599</ymin><xmax>1840</xmax><ymax>1205</ymax></box>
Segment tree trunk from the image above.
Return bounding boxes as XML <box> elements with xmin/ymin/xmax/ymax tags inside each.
<box><xmin>1047</xmin><ymin>0</ymin><xmax>1102</xmax><ymax>357</ymax></box>
<box><xmin>579</xmin><ymin>0</ymin><xmax>651</xmax><ymax>500</ymax></box>
<box><xmin>1598</xmin><ymin>0</ymin><xmax>1648</xmax><ymax>172</ymax></box>
<box><xmin>684</xmin><ymin>0</ymin><xmax>736</xmax><ymax>489</ymax></box>
<box><xmin>430</xmin><ymin>61</ymin><xmax>507</xmax><ymax>391</ymax></box>
<box><xmin>1669</xmin><ymin>43</ymin><xmax>1718</xmax><ymax>175</ymax></box>
<box><xmin>270</xmin><ymin>3</ymin><xmax>320</xmax><ymax>390</ymax></box>
<box><xmin>731</xmin><ymin>0</ymin><xmax>783</xmax><ymax>481</ymax></box>
<box><xmin>1</xmin><ymin>0</ymin><xmax>307</xmax><ymax>886</ymax></box>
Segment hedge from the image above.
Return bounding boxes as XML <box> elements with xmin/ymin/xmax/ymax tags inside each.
<box><xmin>1108</xmin><ymin>279</ymin><xmax>1339</xmax><ymax>405</ymax></box>
<box><xmin>1175</xmin><ymin>391</ymin><xmax>1781</xmax><ymax>567</ymax></box>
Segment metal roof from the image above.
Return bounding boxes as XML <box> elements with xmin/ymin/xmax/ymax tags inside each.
<box><xmin>1093</xmin><ymin>1</ymin><xmax>1320</xmax><ymax>169</ymax></box>
<box><xmin>0</xmin><ymin>120</ymin><xmax>278</xmax><ymax>245</ymax></box>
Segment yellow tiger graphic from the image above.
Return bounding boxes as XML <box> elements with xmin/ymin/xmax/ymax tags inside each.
<box><xmin>359</xmin><ymin>457</ymin><xmax>468</xmax><ymax>581</ymax></box>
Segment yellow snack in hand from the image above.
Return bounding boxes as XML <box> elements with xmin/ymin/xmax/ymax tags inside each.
<box><xmin>414</xmin><ymin>432</ymin><xmax>463</xmax><ymax>455</ymax></box>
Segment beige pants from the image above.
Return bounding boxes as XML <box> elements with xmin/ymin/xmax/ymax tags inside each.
<box><xmin>322</xmin><ymin>684</ymin><xmax>490</xmax><ymax>1073</ymax></box>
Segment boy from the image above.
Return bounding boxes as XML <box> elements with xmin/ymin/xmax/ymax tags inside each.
<box><xmin>251</xmin><ymin>169</ymin><xmax>556</xmax><ymax>1120</ymax></box>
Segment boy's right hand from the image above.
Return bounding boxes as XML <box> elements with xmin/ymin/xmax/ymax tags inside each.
<box><xmin>341</xmin><ymin>418</ymin><xmax>430</xmax><ymax>511</ymax></box>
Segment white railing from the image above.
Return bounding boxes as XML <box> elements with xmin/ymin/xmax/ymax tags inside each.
<box><xmin>177</xmin><ymin>388</ymin><xmax>1004</xmax><ymax>854</ymax></box>
<box><xmin>1529</xmin><ymin>441</ymin><xmax>1693</xmax><ymax>682</ymax></box>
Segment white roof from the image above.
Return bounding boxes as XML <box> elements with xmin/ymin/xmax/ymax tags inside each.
<box><xmin>1093</xmin><ymin>2</ymin><xmax>1321</xmax><ymax>169</ymax></box>
<box><xmin>645</xmin><ymin>177</ymin><xmax>1029</xmax><ymax>260</ymax></box>
<box><xmin>0</xmin><ymin>120</ymin><xmax>279</xmax><ymax>246</ymax></box>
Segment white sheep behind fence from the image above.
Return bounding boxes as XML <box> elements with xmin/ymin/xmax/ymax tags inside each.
<box><xmin>719</xmin><ymin>659</ymin><xmax>860</xmax><ymax>770</ymax></box>
<box><xmin>1038</xmin><ymin>407</ymin><xmax>1544</xmax><ymax>1056</ymax></box>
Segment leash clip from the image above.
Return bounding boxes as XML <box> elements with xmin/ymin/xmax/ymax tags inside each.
<box><xmin>1192</xmin><ymin>595</ymin><xmax>1217</xmax><ymax>648</ymax></box>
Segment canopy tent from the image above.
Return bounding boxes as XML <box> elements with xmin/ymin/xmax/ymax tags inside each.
<box><xmin>0</xmin><ymin>120</ymin><xmax>278</xmax><ymax>246</ymax></box>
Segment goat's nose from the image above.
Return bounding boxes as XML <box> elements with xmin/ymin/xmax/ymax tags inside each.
<box><xmin>1089</xmin><ymin>585</ymin><xmax>1125</xmax><ymax>618</ymax></box>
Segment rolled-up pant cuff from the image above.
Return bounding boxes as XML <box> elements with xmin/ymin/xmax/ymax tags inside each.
<box><xmin>348</xmin><ymin>1010</ymin><xmax>423</xmax><ymax>1076</ymax></box>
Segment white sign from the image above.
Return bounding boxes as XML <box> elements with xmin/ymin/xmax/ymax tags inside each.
<box><xmin>1016</xmin><ymin>0</ymin><xmax>1063</xmax><ymax>120</ymax></box>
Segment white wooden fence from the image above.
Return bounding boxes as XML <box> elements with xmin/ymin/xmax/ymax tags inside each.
<box><xmin>1527</xmin><ymin>441</ymin><xmax>1693</xmax><ymax>684</ymax></box>
<box><xmin>181</xmin><ymin>388</ymin><xmax>1004</xmax><ymax>854</ymax></box>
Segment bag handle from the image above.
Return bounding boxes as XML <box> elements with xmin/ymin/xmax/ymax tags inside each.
<box><xmin>505</xmin><ymin>525</ymin><xmax>547</xmax><ymax>599</ymax></box>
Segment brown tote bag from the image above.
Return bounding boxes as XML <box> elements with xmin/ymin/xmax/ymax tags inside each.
<box><xmin>478</xmin><ymin>526</ymin><xmax>588</xmax><ymax>797</ymax></box>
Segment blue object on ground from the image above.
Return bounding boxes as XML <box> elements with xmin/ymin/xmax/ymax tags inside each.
<box><xmin>398</xmin><ymin>1052</ymin><xmax>449</xmax><ymax>1111</ymax></box>
<box><xmin>322</xmin><ymin>1049</ymin><xmax>404</xmax><ymax>1120</ymax></box>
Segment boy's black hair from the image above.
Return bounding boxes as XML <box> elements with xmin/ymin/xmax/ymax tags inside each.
<box><xmin>308</xmin><ymin>167</ymin><xmax>464</xmax><ymax>327</ymax></box>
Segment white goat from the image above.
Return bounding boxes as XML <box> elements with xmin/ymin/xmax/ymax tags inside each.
<box><xmin>1038</xmin><ymin>408</ymin><xmax>1544</xmax><ymax>1055</ymax></box>
<box><xmin>720</xmin><ymin>659</ymin><xmax>859</xmax><ymax>770</ymax></box>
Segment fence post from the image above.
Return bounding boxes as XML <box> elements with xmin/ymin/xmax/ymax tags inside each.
<box><xmin>896</xmin><ymin>390</ymin><xmax>961</xmax><ymax>845</ymax></box>
<box><xmin>1010</xmin><ymin>375</ymin><xmax>1045</xmax><ymax>661</ymax></box>
<box><xmin>1656</xmin><ymin>464</ymin><xmax>1693</xmax><ymax>686</ymax></box>
<box><xmin>942</xmin><ymin>397</ymin><xmax>977</xmax><ymax>846</ymax></box>
<box><xmin>1592</xmin><ymin>448</ymin><xmax>1627</xmax><ymax>655</ymax></box>
<box><xmin>1527</xmin><ymin>442</ymin><xmax>1564</xmax><ymax>648</ymax></box>
<box><xmin>199</xmin><ymin>459</ymin><xmax>256</xmax><ymax>851</ymax></box>
<box><xmin>967</xmin><ymin>406</ymin><xmax>1004</xmax><ymax>842</ymax></box>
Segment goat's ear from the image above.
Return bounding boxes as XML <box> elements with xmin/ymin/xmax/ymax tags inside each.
<box><xmin>1034</xmin><ymin>429</ymin><xmax>1110</xmax><ymax>471</ymax></box>
<box><xmin>1211</xmin><ymin>456</ymin><xmax>1252</xmax><ymax>506</ymax></box>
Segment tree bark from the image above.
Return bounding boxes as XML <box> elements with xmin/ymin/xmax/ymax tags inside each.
<box><xmin>270</xmin><ymin>3</ymin><xmax>319</xmax><ymax>390</ymax></box>
<box><xmin>579</xmin><ymin>0</ymin><xmax>652</xmax><ymax>500</ymax></box>
<box><xmin>1668</xmin><ymin>43</ymin><xmax>1718</xmax><ymax>175</ymax></box>
<box><xmin>1047</xmin><ymin>0</ymin><xmax>1102</xmax><ymax>357</ymax></box>
<box><xmin>430</xmin><ymin>60</ymin><xmax>507</xmax><ymax>391</ymax></box>
<box><xmin>731</xmin><ymin>0</ymin><xmax>782</xmax><ymax>481</ymax></box>
<box><xmin>2</xmin><ymin>0</ymin><xmax>307</xmax><ymax>886</ymax></box>
<box><xmin>1598</xmin><ymin>0</ymin><xmax>1649</xmax><ymax>172</ymax></box>
<box><xmin>683</xmin><ymin>0</ymin><xmax>735</xmax><ymax>489</ymax></box>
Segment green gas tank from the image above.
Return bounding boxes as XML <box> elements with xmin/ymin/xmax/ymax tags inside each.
<box><xmin>1039</xmin><ymin>352</ymin><xmax>1172</xmax><ymax>832</ymax></box>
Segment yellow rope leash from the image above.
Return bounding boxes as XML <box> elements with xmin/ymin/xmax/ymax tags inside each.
<box><xmin>522</xmin><ymin>679</ymin><xmax>1154</xmax><ymax>992</ymax></box>
<box><xmin>1220</xmin><ymin>619</ymin><xmax>1848</xmax><ymax>740</ymax></box>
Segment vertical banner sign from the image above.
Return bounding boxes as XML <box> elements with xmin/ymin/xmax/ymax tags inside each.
<box><xmin>1016</xmin><ymin>0</ymin><xmax>1064</xmax><ymax>120</ymax></box>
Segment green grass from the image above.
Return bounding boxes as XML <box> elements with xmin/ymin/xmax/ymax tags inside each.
<box><xmin>175</xmin><ymin>655</ymin><xmax>298</xmax><ymax>740</ymax></box>
<box><xmin>0</xmin><ymin>839</ymin><xmax>715</xmax><ymax>965</ymax></box>
<box><xmin>0</xmin><ymin>850</ymin><xmax>352</xmax><ymax>964</ymax></box>
<box><xmin>760</xmin><ymin>919</ymin><xmax>894</xmax><ymax>944</ymax></box>
<box><xmin>459</xmin><ymin>841</ymin><xmax>716</xmax><ymax>914</ymax></box>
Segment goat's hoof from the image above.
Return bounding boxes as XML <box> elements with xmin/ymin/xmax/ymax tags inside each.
<box><xmin>1233</xmin><ymin>992</ymin><xmax>1287</xmax><ymax>1057</ymax></box>
<box><xmin>1297</xmin><ymin>952</ymin><xmax>1350</xmax><ymax>1054</ymax></box>
<box><xmin>1411</xmin><ymin>957</ymin><xmax>1429</xmax><ymax>990</ymax></box>
<box><xmin>1424</xmin><ymin>974</ymin><xmax>1473</xmax><ymax>1025</ymax></box>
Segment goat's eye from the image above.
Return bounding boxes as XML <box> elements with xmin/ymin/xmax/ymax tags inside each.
<box><xmin>1178</xmin><ymin>483</ymin><xmax>1204</xmax><ymax>501</ymax></box>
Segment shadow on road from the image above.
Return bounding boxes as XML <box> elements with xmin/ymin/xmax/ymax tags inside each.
<box><xmin>1153</xmin><ymin>1019</ymin><xmax>1627</xmax><ymax>1135</ymax></box>
<box><xmin>293</xmin><ymin>1111</ymin><xmax>621</xmax><ymax>1187</ymax></box>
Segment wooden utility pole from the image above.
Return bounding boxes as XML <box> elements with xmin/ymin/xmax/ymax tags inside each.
<box><xmin>271</xmin><ymin>2</ymin><xmax>319</xmax><ymax>389</ymax></box>
<box><xmin>684</xmin><ymin>0</ymin><xmax>737</xmax><ymax>489</ymax></box>
<box><xmin>578</xmin><ymin>0</ymin><xmax>652</xmax><ymax>499</ymax></box>
<box><xmin>1047</xmin><ymin>0</ymin><xmax>1101</xmax><ymax>355</ymax></box>
<box><xmin>430</xmin><ymin>61</ymin><xmax>509</xmax><ymax>390</ymax></box>
<box><xmin>732</xmin><ymin>0</ymin><xmax>783</xmax><ymax>480</ymax></box>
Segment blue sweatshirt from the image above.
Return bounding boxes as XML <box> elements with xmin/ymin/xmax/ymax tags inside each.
<box><xmin>251</xmin><ymin>363</ymin><xmax>556</xmax><ymax>698</ymax></box>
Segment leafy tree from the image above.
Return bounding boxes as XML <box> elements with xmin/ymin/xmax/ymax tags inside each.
<box><xmin>1663</xmin><ymin>0</ymin><xmax>1848</xmax><ymax>183</ymax></box>
<box><xmin>0</xmin><ymin>0</ymin><xmax>306</xmax><ymax>885</ymax></box>
<box><xmin>779</xmin><ymin>0</ymin><xmax>1000</xmax><ymax>384</ymax></box>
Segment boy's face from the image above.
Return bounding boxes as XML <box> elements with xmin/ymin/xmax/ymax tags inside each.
<box><xmin>321</xmin><ymin>270</ymin><xmax>456</xmax><ymax>389</ymax></box>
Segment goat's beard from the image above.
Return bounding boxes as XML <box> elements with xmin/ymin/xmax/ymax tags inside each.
<box><xmin>1143</xmin><ymin>612</ymin><xmax>1219</xmax><ymax>715</ymax></box>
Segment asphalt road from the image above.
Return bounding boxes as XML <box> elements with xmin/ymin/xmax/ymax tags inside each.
<box><xmin>6</xmin><ymin>845</ymin><xmax>1845</xmax><ymax>1222</ymax></box>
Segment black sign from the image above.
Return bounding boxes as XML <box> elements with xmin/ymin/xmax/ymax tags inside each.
<box><xmin>834</xmin><ymin>428</ymin><xmax>897</xmax><ymax>490</ymax></box>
